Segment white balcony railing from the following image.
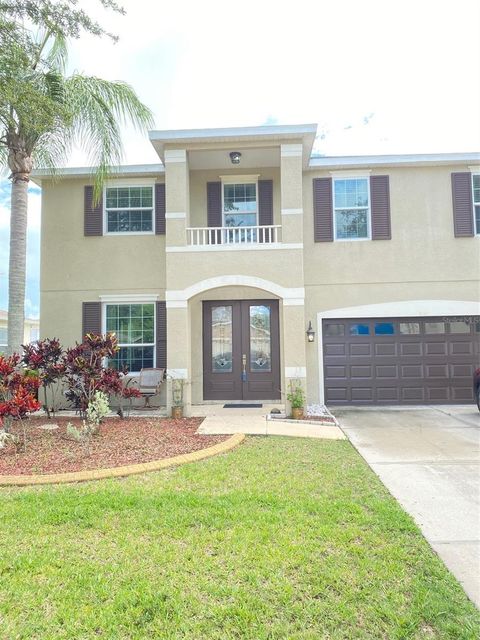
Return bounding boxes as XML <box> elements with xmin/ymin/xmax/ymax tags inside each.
<box><xmin>187</xmin><ymin>225</ymin><xmax>281</xmax><ymax>246</ymax></box>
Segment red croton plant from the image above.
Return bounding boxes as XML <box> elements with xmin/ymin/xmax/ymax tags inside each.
<box><xmin>63</xmin><ymin>333</ymin><xmax>141</xmax><ymax>417</ymax></box>
<box><xmin>0</xmin><ymin>353</ymin><xmax>41</xmax><ymax>449</ymax></box>
<box><xmin>22</xmin><ymin>338</ymin><xmax>65</xmax><ymax>418</ymax></box>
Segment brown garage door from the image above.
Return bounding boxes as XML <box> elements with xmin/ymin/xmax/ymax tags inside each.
<box><xmin>323</xmin><ymin>316</ymin><xmax>480</xmax><ymax>405</ymax></box>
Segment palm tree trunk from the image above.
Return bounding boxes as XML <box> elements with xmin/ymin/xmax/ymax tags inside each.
<box><xmin>7</xmin><ymin>175</ymin><xmax>29</xmax><ymax>354</ymax></box>
<box><xmin>6</xmin><ymin>136</ymin><xmax>33</xmax><ymax>356</ymax></box>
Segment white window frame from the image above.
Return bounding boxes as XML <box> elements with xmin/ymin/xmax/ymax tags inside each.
<box><xmin>471</xmin><ymin>172</ymin><xmax>480</xmax><ymax>236</ymax></box>
<box><xmin>332</xmin><ymin>175</ymin><xmax>371</xmax><ymax>242</ymax></box>
<box><xmin>220</xmin><ymin>174</ymin><xmax>259</xmax><ymax>228</ymax></box>
<box><xmin>102</xmin><ymin>300</ymin><xmax>156</xmax><ymax>374</ymax></box>
<box><xmin>103</xmin><ymin>179</ymin><xmax>156</xmax><ymax>236</ymax></box>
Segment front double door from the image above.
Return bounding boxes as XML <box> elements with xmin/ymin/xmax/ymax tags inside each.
<box><xmin>203</xmin><ymin>300</ymin><xmax>281</xmax><ymax>401</ymax></box>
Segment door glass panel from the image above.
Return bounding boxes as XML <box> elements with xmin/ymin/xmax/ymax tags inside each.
<box><xmin>425</xmin><ymin>322</ymin><xmax>445</xmax><ymax>334</ymax></box>
<box><xmin>448</xmin><ymin>320</ymin><xmax>470</xmax><ymax>334</ymax></box>
<box><xmin>249</xmin><ymin>305</ymin><xmax>271</xmax><ymax>371</ymax></box>
<box><xmin>375</xmin><ymin>322</ymin><xmax>395</xmax><ymax>335</ymax></box>
<box><xmin>350</xmin><ymin>323</ymin><xmax>370</xmax><ymax>336</ymax></box>
<box><xmin>325</xmin><ymin>323</ymin><xmax>345</xmax><ymax>337</ymax></box>
<box><xmin>399</xmin><ymin>322</ymin><xmax>420</xmax><ymax>334</ymax></box>
<box><xmin>211</xmin><ymin>306</ymin><xmax>233</xmax><ymax>372</ymax></box>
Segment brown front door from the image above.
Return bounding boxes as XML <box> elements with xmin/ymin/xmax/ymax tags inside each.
<box><xmin>203</xmin><ymin>300</ymin><xmax>281</xmax><ymax>400</ymax></box>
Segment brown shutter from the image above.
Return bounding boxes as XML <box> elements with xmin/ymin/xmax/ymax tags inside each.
<box><xmin>155</xmin><ymin>183</ymin><xmax>166</xmax><ymax>235</ymax></box>
<box><xmin>258</xmin><ymin>180</ymin><xmax>273</xmax><ymax>225</ymax></box>
<box><xmin>313</xmin><ymin>178</ymin><xmax>333</xmax><ymax>242</ymax></box>
<box><xmin>451</xmin><ymin>172</ymin><xmax>474</xmax><ymax>237</ymax></box>
<box><xmin>156</xmin><ymin>301</ymin><xmax>167</xmax><ymax>369</ymax></box>
<box><xmin>84</xmin><ymin>186</ymin><xmax>103</xmax><ymax>236</ymax></box>
<box><xmin>370</xmin><ymin>175</ymin><xmax>391</xmax><ymax>240</ymax></box>
<box><xmin>207</xmin><ymin>181</ymin><xmax>222</xmax><ymax>244</ymax></box>
<box><xmin>82</xmin><ymin>302</ymin><xmax>101</xmax><ymax>338</ymax></box>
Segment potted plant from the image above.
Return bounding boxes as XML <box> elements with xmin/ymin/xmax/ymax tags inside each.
<box><xmin>171</xmin><ymin>379</ymin><xmax>184</xmax><ymax>419</ymax></box>
<box><xmin>287</xmin><ymin>379</ymin><xmax>305</xmax><ymax>420</ymax></box>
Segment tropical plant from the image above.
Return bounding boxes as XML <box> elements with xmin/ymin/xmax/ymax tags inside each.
<box><xmin>22</xmin><ymin>337</ymin><xmax>65</xmax><ymax>417</ymax></box>
<box><xmin>67</xmin><ymin>389</ymin><xmax>110</xmax><ymax>455</ymax></box>
<box><xmin>0</xmin><ymin>1</ymin><xmax>153</xmax><ymax>353</ymax></box>
<box><xmin>0</xmin><ymin>352</ymin><xmax>41</xmax><ymax>450</ymax></box>
<box><xmin>62</xmin><ymin>332</ymin><xmax>124</xmax><ymax>416</ymax></box>
<box><xmin>286</xmin><ymin>379</ymin><xmax>305</xmax><ymax>410</ymax></box>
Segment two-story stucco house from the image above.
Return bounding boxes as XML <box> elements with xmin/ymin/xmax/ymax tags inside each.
<box><xmin>34</xmin><ymin>123</ymin><xmax>480</xmax><ymax>413</ymax></box>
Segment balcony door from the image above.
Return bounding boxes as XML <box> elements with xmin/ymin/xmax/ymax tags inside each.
<box><xmin>203</xmin><ymin>300</ymin><xmax>281</xmax><ymax>400</ymax></box>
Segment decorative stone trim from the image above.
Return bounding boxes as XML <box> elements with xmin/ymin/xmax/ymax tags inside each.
<box><xmin>0</xmin><ymin>434</ymin><xmax>245</xmax><ymax>487</ymax></box>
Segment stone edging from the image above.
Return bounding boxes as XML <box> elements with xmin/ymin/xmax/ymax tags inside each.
<box><xmin>0</xmin><ymin>434</ymin><xmax>245</xmax><ymax>487</ymax></box>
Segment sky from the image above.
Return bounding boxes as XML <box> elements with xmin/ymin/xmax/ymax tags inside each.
<box><xmin>1</xmin><ymin>0</ymin><xmax>479</xmax><ymax>317</ymax></box>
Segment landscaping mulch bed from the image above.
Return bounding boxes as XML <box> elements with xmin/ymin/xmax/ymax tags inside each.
<box><xmin>0</xmin><ymin>417</ymin><xmax>226</xmax><ymax>475</ymax></box>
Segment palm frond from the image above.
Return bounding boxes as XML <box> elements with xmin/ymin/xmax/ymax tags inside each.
<box><xmin>65</xmin><ymin>75</ymin><xmax>154</xmax><ymax>200</ymax></box>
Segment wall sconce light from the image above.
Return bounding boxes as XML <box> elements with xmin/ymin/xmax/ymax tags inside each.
<box><xmin>229</xmin><ymin>151</ymin><xmax>242</xmax><ymax>165</ymax></box>
<box><xmin>306</xmin><ymin>321</ymin><xmax>315</xmax><ymax>343</ymax></box>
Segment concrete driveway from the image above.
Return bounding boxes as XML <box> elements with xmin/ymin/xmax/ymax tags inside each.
<box><xmin>335</xmin><ymin>405</ymin><xmax>480</xmax><ymax>607</ymax></box>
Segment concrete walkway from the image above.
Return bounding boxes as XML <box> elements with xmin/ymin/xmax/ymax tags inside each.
<box><xmin>336</xmin><ymin>405</ymin><xmax>480</xmax><ymax>607</ymax></box>
<box><xmin>193</xmin><ymin>405</ymin><xmax>345</xmax><ymax>439</ymax></box>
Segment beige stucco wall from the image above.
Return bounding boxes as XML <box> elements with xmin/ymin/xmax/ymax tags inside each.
<box><xmin>40</xmin><ymin>177</ymin><xmax>166</xmax><ymax>343</ymax></box>
<box><xmin>39</xmin><ymin>159</ymin><xmax>480</xmax><ymax>408</ymax></box>
<box><xmin>301</xmin><ymin>163</ymin><xmax>480</xmax><ymax>403</ymax></box>
<box><xmin>303</xmin><ymin>164</ymin><xmax>480</xmax><ymax>288</ymax></box>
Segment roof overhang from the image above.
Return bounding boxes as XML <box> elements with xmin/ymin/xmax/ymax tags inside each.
<box><xmin>307</xmin><ymin>151</ymin><xmax>480</xmax><ymax>170</ymax></box>
<box><xmin>31</xmin><ymin>164</ymin><xmax>164</xmax><ymax>186</ymax></box>
<box><xmin>149</xmin><ymin>123</ymin><xmax>318</xmax><ymax>167</ymax></box>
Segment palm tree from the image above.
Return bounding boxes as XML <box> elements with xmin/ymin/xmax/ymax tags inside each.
<box><xmin>0</xmin><ymin>27</ymin><xmax>153</xmax><ymax>354</ymax></box>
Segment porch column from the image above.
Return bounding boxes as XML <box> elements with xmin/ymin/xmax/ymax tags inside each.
<box><xmin>283</xmin><ymin>300</ymin><xmax>308</xmax><ymax>414</ymax></box>
<box><xmin>166</xmin><ymin>303</ymin><xmax>192</xmax><ymax>417</ymax></box>
<box><xmin>280</xmin><ymin>143</ymin><xmax>303</xmax><ymax>244</ymax></box>
<box><xmin>165</xmin><ymin>148</ymin><xmax>189</xmax><ymax>247</ymax></box>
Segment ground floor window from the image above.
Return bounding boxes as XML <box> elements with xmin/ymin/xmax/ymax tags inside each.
<box><xmin>105</xmin><ymin>303</ymin><xmax>155</xmax><ymax>372</ymax></box>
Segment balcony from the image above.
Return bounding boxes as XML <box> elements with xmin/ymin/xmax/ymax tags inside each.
<box><xmin>186</xmin><ymin>224</ymin><xmax>282</xmax><ymax>247</ymax></box>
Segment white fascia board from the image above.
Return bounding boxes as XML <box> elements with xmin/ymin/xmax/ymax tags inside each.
<box><xmin>31</xmin><ymin>164</ymin><xmax>165</xmax><ymax>186</ymax></box>
<box><xmin>149</xmin><ymin>123</ymin><xmax>317</xmax><ymax>143</ymax></box>
<box><xmin>307</xmin><ymin>152</ymin><xmax>480</xmax><ymax>170</ymax></box>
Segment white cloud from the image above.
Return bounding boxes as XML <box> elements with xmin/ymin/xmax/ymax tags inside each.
<box><xmin>62</xmin><ymin>0</ymin><xmax>480</xmax><ymax>166</ymax></box>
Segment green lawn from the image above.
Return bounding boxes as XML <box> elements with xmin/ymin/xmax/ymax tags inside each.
<box><xmin>0</xmin><ymin>437</ymin><xmax>478</xmax><ymax>639</ymax></box>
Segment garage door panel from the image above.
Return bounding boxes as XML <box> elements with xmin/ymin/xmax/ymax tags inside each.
<box><xmin>325</xmin><ymin>387</ymin><xmax>348</xmax><ymax>401</ymax></box>
<box><xmin>451</xmin><ymin>364</ymin><xmax>473</xmax><ymax>377</ymax></box>
<box><xmin>426</xmin><ymin>364</ymin><xmax>448</xmax><ymax>378</ymax></box>
<box><xmin>323</xmin><ymin>315</ymin><xmax>479</xmax><ymax>405</ymax></box>
<box><xmin>401</xmin><ymin>364</ymin><xmax>423</xmax><ymax>378</ymax></box>
<box><xmin>425</xmin><ymin>342</ymin><xmax>447</xmax><ymax>356</ymax></box>
<box><xmin>377</xmin><ymin>387</ymin><xmax>400</xmax><ymax>401</ymax></box>
<box><xmin>427</xmin><ymin>387</ymin><xmax>449</xmax><ymax>401</ymax></box>
<box><xmin>375</xmin><ymin>365</ymin><xmax>397</xmax><ymax>378</ymax></box>
<box><xmin>375</xmin><ymin>343</ymin><xmax>396</xmax><ymax>356</ymax></box>
<box><xmin>349</xmin><ymin>343</ymin><xmax>371</xmax><ymax>357</ymax></box>
<box><xmin>350</xmin><ymin>365</ymin><xmax>372</xmax><ymax>378</ymax></box>
<box><xmin>325</xmin><ymin>365</ymin><xmax>347</xmax><ymax>378</ymax></box>
<box><xmin>351</xmin><ymin>388</ymin><xmax>373</xmax><ymax>401</ymax></box>
<box><xmin>452</xmin><ymin>387</ymin><xmax>474</xmax><ymax>401</ymax></box>
<box><xmin>324</xmin><ymin>343</ymin><xmax>345</xmax><ymax>356</ymax></box>
<box><xmin>450</xmin><ymin>341</ymin><xmax>473</xmax><ymax>356</ymax></box>
<box><xmin>400</xmin><ymin>342</ymin><xmax>422</xmax><ymax>356</ymax></box>
<box><xmin>402</xmin><ymin>387</ymin><xmax>425</xmax><ymax>401</ymax></box>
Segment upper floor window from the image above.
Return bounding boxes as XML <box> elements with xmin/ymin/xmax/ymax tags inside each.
<box><xmin>473</xmin><ymin>174</ymin><xmax>480</xmax><ymax>234</ymax></box>
<box><xmin>223</xmin><ymin>183</ymin><xmax>257</xmax><ymax>228</ymax></box>
<box><xmin>333</xmin><ymin>178</ymin><xmax>370</xmax><ymax>240</ymax></box>
<box><xmin>105</xmin><ymin>186</ymin><xmax>154</xmax><ymax>234</ymax></box>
